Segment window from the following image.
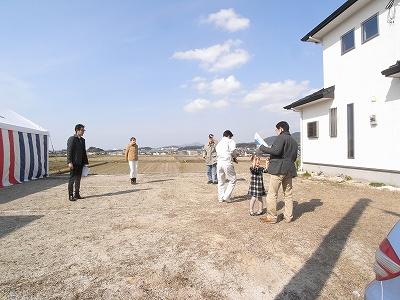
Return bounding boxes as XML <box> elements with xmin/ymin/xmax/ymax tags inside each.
<box><xmin>362</xmin><ymin>14</ymin><xmax>379</xmax><ymax>43</ymax></box>
<box><xmin>341</xmin><ymin>29</ymin><xmax>355</xmax><ymax>54</ymax></box>
<box><xmin>347</xmin><ymin>104</ymin><xmax>354</xmax><ymax>159</ymax></box>
<box><xmin>329</xmin><ymin>107</ymin><xmax>337</xmax><ymax>137</ymax></box>
<box><xmin>307</xmin><ymin>121</ymin><xmax>318</xmax><ymax>138</ymax></box>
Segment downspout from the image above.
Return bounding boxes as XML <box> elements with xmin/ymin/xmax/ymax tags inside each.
<box><xmin>299</xmin><ymin>110</ymin><xmax>304</xmax><ymax>172</ymax></box>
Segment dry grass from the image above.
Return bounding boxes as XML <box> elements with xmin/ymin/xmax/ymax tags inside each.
<box><xmin>49</xmin><ymin>155</ymin><xmax>253</xmax><ymax>174</ymax></box>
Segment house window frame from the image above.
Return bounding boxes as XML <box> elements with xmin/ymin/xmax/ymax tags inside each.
<box><xmin>329</xmin><ymin>107</ymin><xmax>337</xmax><ymax>137</ymax></box>
<box><xmin>341</xmin><ymin>28</ymin><xmax>355</xmax><ymax>55</ymax></box>
<box><xmin>347</xmin><ymin>103</ymin><xmax>355</xmax><ymax>159</ymax></box>
<box><xmin>362</xmin><ymin>13</ymin><xmax>379</xmax><ymax>44</ymax></box>
<box><xmin>307</xmin><ymin>121</ymin><xmax>319</xmax><ymax>138</ymax></box>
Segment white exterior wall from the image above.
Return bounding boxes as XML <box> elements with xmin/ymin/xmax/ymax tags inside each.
<box><xmin>301</xmin><ymin>0</ymin><xmax>400</xmax><ymax>185</ymax></box>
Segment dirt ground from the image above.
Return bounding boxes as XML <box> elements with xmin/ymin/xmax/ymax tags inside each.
<box><xmin>0</xmin><ymin>156</ymin><xmax>399</xmax><ymax>299</ymax></box>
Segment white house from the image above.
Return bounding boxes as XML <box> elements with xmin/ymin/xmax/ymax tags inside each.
<box><xmin>284</xmin><ymin>0</ymin><xmax>400</xmax><ymax>186</ymax></box>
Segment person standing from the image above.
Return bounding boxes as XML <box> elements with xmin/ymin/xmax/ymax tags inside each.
<box><xmin>202</xmin><ymin>134</ymin><xmax>218</xmax><ymax>184</ymax></box>
<box><xmin>125</xmin><ymin>137</ymin><xmax>139</xmax><ymax>184</ymax></box>
<box><xmin>67</xmin><ymin>124</ymin><xmax>89</xmax><ymax>201</ymax></box>
<box><xmin>248</xmin><ymin>154</ymin><xmax>269</xmax><ymax>216</ymax></box>
<box><xmin>258</xmin><ymin>121</ymin><xmax>298</xmax><ymax>223</ymax></box>
<box><xmin>216</xmin><ymin>130</ymin><xmax>238</xmax><ymax>203</ymax></box>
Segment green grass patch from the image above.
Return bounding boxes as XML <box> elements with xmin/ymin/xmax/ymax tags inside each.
<box><xmin>369</xmin><ymin>182</ymin><xmax>385</xmax><ymax>187</ymax></box>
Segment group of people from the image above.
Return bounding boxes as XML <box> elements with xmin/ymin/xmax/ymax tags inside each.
<box><xmin>67</xmin><ymin>121</ymin><xmax>298</xmax><ymax>224</ymax></box>
<box><xmin>202</xmin><ymin>121</ymin><xmax>298</xmax><ymax>224</ymax></box>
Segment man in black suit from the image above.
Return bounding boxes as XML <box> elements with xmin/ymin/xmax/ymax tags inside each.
<box><xmin>67</xmin><ymin>124</ymin><xmax>89</xmax><ymax>201</ymax></box>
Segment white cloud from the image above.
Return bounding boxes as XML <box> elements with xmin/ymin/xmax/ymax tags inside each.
<box><xmin>192</xmin><ymin>76</ymin><xmax>206</xmax><ymax>82</ymax></box>
<box><xmin>184</xmin><ymin>98</ymin><xmax>230</xmax><ymax>113</ymax></box>
<box><xmin>243</xmin><ymin>79</ymin><xmax>310</xmax><ymax>113</ymax></box>
<box><xmin>184</xmin><ymin>98</ymin><xmax>211</xmax><ymax>112</ymax></box>
<box><xmin>209</xmin><ymin>75</ymin><xmax>241</xmax><ymax>94</ymax></box>
<box><xmin>191</xmin><ymin>75</ymin><xmax>241</xmax><ymax>95</ymax></box>
<box><xmin>201</xmin><ymin>8</ymin><xmax>250</xmax><ymax>32</ymax></box>
<box><xmin>212</xmin><ymin>99</ymin><xmax>229</xmax><ymax>109</ymax></box>
<box><xmin>171</xmin><ymin>39</ymin><xmax>251</xmax><ymax>72</ymax></box>
<box><xmin>193</xmin><ymin>81</ymin><xmax>209</xmax><ymax>94</ymax></box>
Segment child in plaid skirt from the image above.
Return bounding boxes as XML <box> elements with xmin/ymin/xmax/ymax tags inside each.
<box><xmin>248</xmin><ymin>154</ymin><xmax>269</xmax><ymax>216</ymax></box>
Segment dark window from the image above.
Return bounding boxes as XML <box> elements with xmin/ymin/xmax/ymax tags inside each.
<box><xmin>329</xmin><ymin>107</ymin><xmax>337</xmax><ymax>137</ymax></box>
<box><xmin>362</xmin><ymin>14</ymin><xmax>379</xmax><ymax>43</ymax></box>
<box><xmin>347</xmin><ymin>104</ymin><xmax>354</xmax><ymax>159</ymax></box>
<box><xmin>307</xmin><ymin>121</ymin><xmax>318</xmax><ymax>138</ymax></box>
<box><xmin>341</xmin><ymin>29</ymin><xmax>355</xmax><ymax>54</ymax></box>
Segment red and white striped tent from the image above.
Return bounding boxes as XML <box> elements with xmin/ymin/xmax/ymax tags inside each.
<box><xmin>0</xmin><ymin>108</ymin><xmax>49</xmax><ymax>188</ymax></box>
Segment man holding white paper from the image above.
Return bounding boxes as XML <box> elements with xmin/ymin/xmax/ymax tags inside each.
<box><xmin>67</xmin><ymin>124</ymin><xmax>89</xmax><ymax>201</ymax></box>
<box><xmin>258</xmin><ymin>121</ymin><xmax>298</xmax><ymax>223</ymax></box>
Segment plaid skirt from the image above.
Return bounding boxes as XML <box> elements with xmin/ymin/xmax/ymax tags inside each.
<box><xmin>247</xmin><ymin>166</ymin><xmax>267</xmax><ymax>197</ymax></box>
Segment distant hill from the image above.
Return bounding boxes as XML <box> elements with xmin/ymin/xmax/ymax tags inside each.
<box><xmin>163</xmin><ymin>142</ymin><xmax>203</xmax><ymax>149</ymax></box>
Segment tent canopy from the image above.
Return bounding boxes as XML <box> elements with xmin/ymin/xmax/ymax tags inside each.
<box><xmin>0</xmin><ymin>108</ymin><xmax>49</xmax><ymax>135</ymax></box>
<box><xmin>1</xmin><ymin>108</ymin><xmax>49</xmax><ymax>188</ymax></box>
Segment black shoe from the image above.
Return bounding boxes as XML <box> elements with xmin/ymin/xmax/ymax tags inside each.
<box><xmin>69</xmin><ymin>195</ymin><xmax>76</xmax><ymax>201</ymax></box>
<box><xmin>74</xmin><ymin>194</ymin><xmax>84</xmax><ymax>199</ymax></box>
<box><xmin>213</xmin><ymin>181</ymin><xmax>218</xmax><ymax>184</ymax></box>
<box><xmin>207</xmin><ymin>181</ymin><xmax>213</xmax><ymax>184</ymax></box>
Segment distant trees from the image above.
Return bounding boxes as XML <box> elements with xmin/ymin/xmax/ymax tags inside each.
<box><xmin>87</xmin><ymin>146</ymin><xmax>104</xmax><ymax>153</ymax></box>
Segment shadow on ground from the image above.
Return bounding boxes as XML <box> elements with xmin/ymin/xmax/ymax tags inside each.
<box><xmin>0</xmin><ymin>176</ymin><xmax>66</xmax><ymax>205</ymax></box>
<box><xmin>274</xmin><ymin>198</ymin><xmax>371</xmax><ymax>300</ymax></box>
<box><xmin>0</xmin><ymin>215</ymin><xmax>44</xmax><ymax>239</ymax></box>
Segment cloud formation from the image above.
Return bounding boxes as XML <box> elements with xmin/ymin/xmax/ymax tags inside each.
<box><xmin>171</xmin><ymin>40</ymin><xmax>251</xmax><ymax>72</ymax></box>
<box><xmin>201</xmin><ymin>8</ymin><xmax>250</xmax><ymax>32</ymax></box>
<box><xmin>192</xmin><ymin>75</ymin><xmax>241</xmax><ymax>95</ymax></box>
<box><xmin>184</xmin><ymin>98</ymin><xmax>229</xmax><ymax>113</ymax></box>
<box><xmin>243</xmin><ymin>79</ymin><xmax>310</xmax><ymax>112</ymax></box>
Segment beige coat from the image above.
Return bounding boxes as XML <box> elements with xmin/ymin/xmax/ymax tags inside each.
<box><xmin>125</xmin><ymin>144</ymin><xmax>138</xmax><ymax>161</ymax></box>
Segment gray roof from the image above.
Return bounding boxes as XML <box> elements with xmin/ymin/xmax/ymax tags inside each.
<box><xmin>381</xmin><ymin>61</ymin><xmax>400</xmax><ymax>78</ymax></box>
<box><xmin>284</xmin><ymin>86</ymin><xmax>335</xmax><ymax>110</ymax></box>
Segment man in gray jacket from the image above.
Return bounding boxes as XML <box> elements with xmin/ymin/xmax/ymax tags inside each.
<box><xmin>202</xmin><ymin>134</ymin><xmax>218</xmax><ymax>184</ymax></box>
<box><xmin>258</xmin><ymin>121</ymin><xmax>298</xmax><ymax>223</ymax></box>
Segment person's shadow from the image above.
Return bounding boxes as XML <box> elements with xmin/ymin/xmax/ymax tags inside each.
<box><xmin>278</xmin><ymin>198</ymin><xmax>323</xmax><ymax>221</ymax></box>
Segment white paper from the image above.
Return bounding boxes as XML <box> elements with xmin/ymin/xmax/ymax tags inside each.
<box><xmin>254</xmin><ymin>132</ymin><xmax>269</xmax><ymax>147</ymax></box>
<box><xmin>82</xmin><ymin>166</ymin><xmax>90</xmax><ymax>177</ymax></box>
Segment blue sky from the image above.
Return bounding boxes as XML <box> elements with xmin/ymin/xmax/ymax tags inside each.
<box><xmin>0</xmin><ymin>0</ymin><xmax>345</xmax><ymax>150</ymax></box>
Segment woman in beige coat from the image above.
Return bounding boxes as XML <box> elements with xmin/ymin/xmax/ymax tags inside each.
<box><xmin>125</xmin><ymin>137</ymin><xmax>139</xmax><ymax>184</ymax></box>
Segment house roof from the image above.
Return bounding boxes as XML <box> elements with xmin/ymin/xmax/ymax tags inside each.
<box><xmin>284</xmin><ymin>86</ymin><xmax>335</xmax><ymax>111</ymax></box>
<box><xmin>301</xmin><ymin>0</ymin><xmax>372</xmax><ymax>43</ymax></box>
<box><xmin>381</xmin><ymin>60</ymin><xmax>400</xmax><ymax>78</ymax></box>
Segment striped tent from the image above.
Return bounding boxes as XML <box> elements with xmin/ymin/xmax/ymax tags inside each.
<box><xmin>0</xmin><ymin>108</ymin><xmax>49</xmax><ymax>188</ymax></box>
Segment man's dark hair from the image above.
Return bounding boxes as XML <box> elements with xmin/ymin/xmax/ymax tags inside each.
<box><xmin>75</xmin><ymin>124</ymin><xmax>85</xmax><ymax>132</ymax></box>
<box><xmin>223</xmin><ymin>130</ymin><xmax>233</xmax><ymax>137</ymax></box>
<box><xmin>276</xmin><ymin>121</ymin><xmax>289</xmax><ymax>132</ymax></box>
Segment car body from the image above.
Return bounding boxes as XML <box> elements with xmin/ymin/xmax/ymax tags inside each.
<box><xmin>364</xmin><ymin>220</ymin><xmax>400</xmax><ymax>299</ymax></box>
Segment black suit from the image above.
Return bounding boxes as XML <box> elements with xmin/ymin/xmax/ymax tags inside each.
<box><xmin>67</xmin><ymin>134</ymin><xmax>89</xmax><ymax>197</ymax></box>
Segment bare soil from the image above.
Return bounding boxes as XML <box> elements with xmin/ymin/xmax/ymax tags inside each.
<box><xmin>0</xmin><ymin>156</ymin><xmax>399</xmax><ymax>299</ymax></box>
